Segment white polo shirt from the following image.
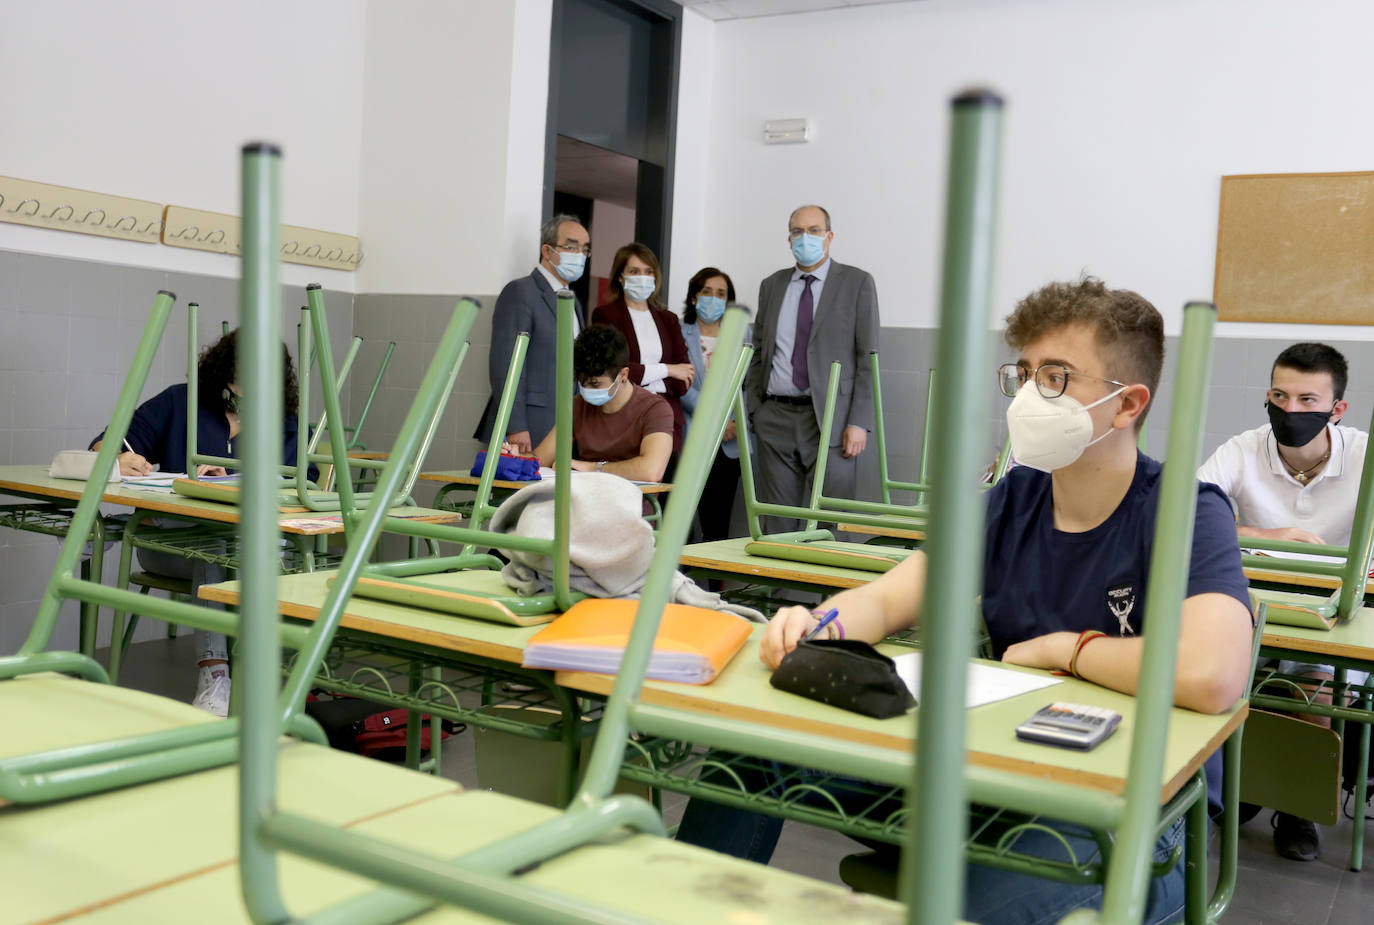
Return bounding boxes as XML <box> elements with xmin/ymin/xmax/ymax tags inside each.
<box><xmin>1197</xmin><ymin>423</ymin><xmax>1368</xmax><ymax>545</ymax></box>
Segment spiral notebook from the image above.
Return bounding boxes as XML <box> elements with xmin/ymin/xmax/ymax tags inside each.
<box><xmin>521</xmin><ymin>598</ymin><xmax>752</xmax><ymax>684</ymax></box>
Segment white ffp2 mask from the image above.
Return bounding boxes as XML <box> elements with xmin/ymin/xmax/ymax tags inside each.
<box><xmin>1005</xmin><ymin>382</ymin><xmax>1125</xmax><ymax>472</ymax></box>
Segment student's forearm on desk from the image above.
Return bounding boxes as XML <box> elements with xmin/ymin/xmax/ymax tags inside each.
<box><xmin>1003</xmin><ymin>592</ymin><xmax>1253</xmax><ymax>714</ymax></box>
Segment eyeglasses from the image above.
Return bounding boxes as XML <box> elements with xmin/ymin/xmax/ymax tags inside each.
<box><xmin>788</xmin><ymin>226</ymin><xmax>828</xmax><ymax>239</ymax></box>
<box><xmin>552</xmin><ymin>241</ymin><xmax>591</xmax><ymax>257</ymax></box>
<box><xmin>998</xmin><ymin>363</ymin><xmax>1127</xmax><ymax>400</ymax></box>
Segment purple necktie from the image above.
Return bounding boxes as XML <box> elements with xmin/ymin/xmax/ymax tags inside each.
<box><xmin>792</xmin><ymin>274</ymin><xmax>816</xmax><ymax>391</ymax></box>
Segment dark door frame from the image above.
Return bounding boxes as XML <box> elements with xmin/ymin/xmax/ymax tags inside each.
<box><xmin>543</xmin><ymin>0</ymin><xmax>682</xmax><ymax>293</ymax></box>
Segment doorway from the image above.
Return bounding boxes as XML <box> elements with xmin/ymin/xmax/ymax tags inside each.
<box><xmin>545</xmin><ymin>0</ymin><xmax>681</xmax><ymax>298</ymax></box>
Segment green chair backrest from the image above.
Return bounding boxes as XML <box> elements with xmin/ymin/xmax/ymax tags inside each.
<box><xmin>233</xmin><ymin>137</ymin><xmax>760</xmax><ymax>921</ymax></box>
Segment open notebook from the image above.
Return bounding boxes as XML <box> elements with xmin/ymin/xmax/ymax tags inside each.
<box><xmin>522</xmin><ymin>598</ymin><xmax>752</xmax><ymax>684</ymax></box>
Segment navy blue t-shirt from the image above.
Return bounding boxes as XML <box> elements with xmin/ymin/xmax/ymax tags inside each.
<box><xmin>92</xmin><ymin>383</ymin><xmax>303</xmax><ymax>473</ymax></box>
<box><xmin>982</xmin><ymin>452</ymin><xmax>1251</xmax><ymax>812</ymax></box>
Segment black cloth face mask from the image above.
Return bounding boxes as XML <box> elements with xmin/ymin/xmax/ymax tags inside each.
<box><xmin>1266</xmin><ymin>401</ymin><xmax>1331</xmax><ymax>447</ymax></box>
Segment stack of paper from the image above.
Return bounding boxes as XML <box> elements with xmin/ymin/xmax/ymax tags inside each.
<box><xmin>522</xmin><ymin>598</ymin><xmax>752</xmax><ymax>684</ymax></box>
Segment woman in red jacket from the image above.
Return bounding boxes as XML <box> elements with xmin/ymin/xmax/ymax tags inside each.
<box><xmin>591</xmin><ymin>242</ymin><xmax>695</xmax><ymax>453</ymax></box>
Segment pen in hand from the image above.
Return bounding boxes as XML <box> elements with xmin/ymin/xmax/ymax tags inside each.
<box><xmin>802</xmin><ymin>608</ymin><xmax>841</xmax><ymax>643</ymax></box>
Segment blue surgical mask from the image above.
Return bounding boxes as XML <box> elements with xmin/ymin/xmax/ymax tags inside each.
<box><xmin>579</xmin><ymin>377</ymin><xmax>622</xmax><ymax>407</ymax></box>
<box><xmin>695</xmin><ymin>296</ymin><xmax>726</xmax><ymax>323</ymax></box>
<box><xmin>623</xmin><ymin>275</ymin><xmax>656</xmax><ymax>303</ymax></box>
<box><xmin>791</xmin><ymin>233</ymin><xmax>826</xmax><ymax>267</ymax></box>
<box><xmin>553</xmin><ymin>250</ymin><xmax>586</xmax><ymax>283</ymax></box>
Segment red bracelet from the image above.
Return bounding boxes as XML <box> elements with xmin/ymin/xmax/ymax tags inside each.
<box><xmin>1068</xmin><ymin>629</ymin><xmax>1106</xmax><ymax>678</ymax></box>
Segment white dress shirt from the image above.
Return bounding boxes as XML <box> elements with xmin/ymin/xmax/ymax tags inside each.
<box><xmin>628</xmin><ymin>305</ymin><xmax>667</xmax><ymax>393</ymax></box>
<box><xmin>767</xmin><ymin>257</ymin><xmax>831</xmax><ymax>397</ymax></box>
<box><xmin>536</xmin><ymin>264</ymin><xmax>581</xmax><ymax>333</ymax></box>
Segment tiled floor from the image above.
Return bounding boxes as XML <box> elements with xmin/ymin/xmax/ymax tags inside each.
<box><xmin>115</xmin><ymin>634</ymin><xmax>1372</xmax><ymax>924</ymax></box>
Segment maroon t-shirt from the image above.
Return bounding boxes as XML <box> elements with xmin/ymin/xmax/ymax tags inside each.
<box><xmin>573</xmin><ymin>385</ymin><xmax>673</xmax><ymax>462</ymax></box>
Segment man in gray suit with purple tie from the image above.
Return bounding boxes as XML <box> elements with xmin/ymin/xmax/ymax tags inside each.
<box><xmin>745</xmin><ymin>204</ymin><xmax>881</xmax><ymax>533</ymax></box>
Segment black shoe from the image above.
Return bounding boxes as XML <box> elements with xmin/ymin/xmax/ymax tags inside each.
<box><xmin>1272</xmin><ymin>811</ymin><xmax>1321</xmax><ymax>861</ymax></box>
<box><xmin>1236</xmin><ymin>801</ymin><xmax>1262</xmax><ymax>825</ymax></box>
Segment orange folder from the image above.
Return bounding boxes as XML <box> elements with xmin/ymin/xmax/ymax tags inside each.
<box><xmin>521</xmin><ymin>598</ymin><xmax>752</xmax><ymax>685</ymax></box>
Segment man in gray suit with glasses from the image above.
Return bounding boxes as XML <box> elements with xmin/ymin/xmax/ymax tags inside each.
<box><xmin>745</xmin><ymin>204</ymin><xmax>881</xmax><ymax>533</ymax></box>
<box><xmin>475</xmin><ymin>214</ymin><xmax>589</xmax><ymax>454</ymax></box>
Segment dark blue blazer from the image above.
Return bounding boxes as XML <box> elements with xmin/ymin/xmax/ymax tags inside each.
<box><xmin>92</xmin><ymin>383</ymin><xmax>303</xmax><ymax>473</ymax></box>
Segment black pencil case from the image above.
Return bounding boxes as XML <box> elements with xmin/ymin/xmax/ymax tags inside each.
<box><xmin>770</xmin><ymin>639</ymin><xmax>916</xmax><ymax>719</ymax></box>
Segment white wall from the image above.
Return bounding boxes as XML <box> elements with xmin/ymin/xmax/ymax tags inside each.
<box><xmin>664</xmin><ymin>7</ymin><xmax>717</xmax><ymax>315</ymax></box>
<box><xmin>0</xmin><ymin>0</ymin><xmax>367</xmax><ymax>289</ymax></box>
<box><xmin>696</xmin><ymin>0</ymin><xmax>1374</xmax><ymax>338</ymax></box>
<box><xmin>356</xmin><ymin>0</ymin><xmax>552</xmax><ymax>295</ymax></box>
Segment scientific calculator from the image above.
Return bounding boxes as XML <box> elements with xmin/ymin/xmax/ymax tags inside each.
<box><xmin>1015</xmin><ymin>702</ymin><xmax>1122</xmax><ymax>750</ymax></box>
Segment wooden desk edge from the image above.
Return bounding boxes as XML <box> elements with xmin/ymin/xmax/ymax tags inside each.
<box><xmin>416</xmin><ymin>471</ymin><xmax>671</xmax><ymax>494</ymax></box>
<box><xmin>678</xmin><ymin>554</ymin><xmax>870</xmax><ymax>589</ymax></box>
<box><xmin>197</xmin><ymin>586</ymin><xmax>528</xmax><ymax>663</ymax></box>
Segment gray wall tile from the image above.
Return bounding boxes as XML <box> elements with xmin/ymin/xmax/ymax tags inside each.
<box><xmin>12</xmin><ymin>370</ymin><xmax>68</xmax><ymax>429</ymax></box>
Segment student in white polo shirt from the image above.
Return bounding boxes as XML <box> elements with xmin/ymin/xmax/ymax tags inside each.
<box><xmin>1198</xmin><ymin>342</ymin><xmax>1367</xmax><ymax>863</ymax></box>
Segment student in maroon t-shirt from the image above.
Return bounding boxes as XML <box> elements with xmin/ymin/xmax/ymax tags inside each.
<box><xmin>531</xmin><ymin>324</ymin><xmax>673</xmax><ymax>482</ymax></box>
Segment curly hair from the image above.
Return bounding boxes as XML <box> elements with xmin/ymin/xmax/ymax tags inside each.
<box><xmin>1004</xmin><ymin>276</ymin><xmax>1163</xmax><ymax>431</ymax></box>
<box><xmin>606</xmin><ymin>242</ymin><xmax>663</xmax><ymax>308</ymax></box>
<box><xmin>682</xmin><ymin>267</ymin><xmax>737</xmax><ymax>325</ymax></box>
<box><xmin>198</xmin><ymin>329</ymin><xmax>300</xmax><ymax>416</ymax></box>
<box><xmin>573</xmin><ymin>324</ymin><xmax>630</xmax><ymax>383</ymax></box>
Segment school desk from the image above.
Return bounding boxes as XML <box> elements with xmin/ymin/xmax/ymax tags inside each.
<box><xmin>557</xmin><ymin>634</ymin><xmax>1249</xmax><ymax>923</ymax></box>
<box><xmin>0</xmin><ymin>734</ymin><xmax>907</xmax><ymax>925</ymax></box>
<box><xmin>678</xmin><ymin>537</ymin><xmax>887</xmax><ymax>594</ymax></box>
<box><xmin>0</xmin><ymin>464</ymin><xmax>459</xmax><ymax>673</ymax></box>
<box><xmin>1255</xmin><ymin>610</ymin><xmax>1374</xmax><ymax>871</ymax></box>
<box><xmin>199</xmin><ymin>569</ymin><xmax>592</xmax><ymax>804</ymax></box>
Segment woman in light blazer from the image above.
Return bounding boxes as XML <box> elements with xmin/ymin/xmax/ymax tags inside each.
<box><xmin>680</xmin><ymin>266</ymin><xmax>751</xmax><ymax>543</ymax></box>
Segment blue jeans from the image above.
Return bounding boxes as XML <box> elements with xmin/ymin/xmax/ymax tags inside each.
<box><xmin>675</xmin><ymin>759</ymin><xmax>1186</xmax><ymax>925</ymax></box>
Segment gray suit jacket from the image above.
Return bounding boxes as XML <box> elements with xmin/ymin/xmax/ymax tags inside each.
<box><xmin>474</xmin><ymin>269</ymin><xmax>584</xmax><ymax>444</ymax></box>
<box><xmin>744</xmin><ymin>259</ymin><xmax>880</xmax><ymax>442</ymax></box>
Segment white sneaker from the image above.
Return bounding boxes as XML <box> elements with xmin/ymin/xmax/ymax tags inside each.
<box><xmin>192</xmin><ymin>665</ymin><xmax>231</xmax><ymax>717</ymax></box>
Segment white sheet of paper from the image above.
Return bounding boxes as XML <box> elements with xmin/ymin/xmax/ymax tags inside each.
<box><xmin>1252</xmin><ymin>550</ymin><xmax>1344</xmax><ymax>564</ymax></box>
<box><xmin>892</xmin><ymin>652</ymin><xmax>1061</xmax><ymax>708</ymax></box>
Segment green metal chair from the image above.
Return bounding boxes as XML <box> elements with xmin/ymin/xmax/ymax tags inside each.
<box><xmin>0</xmin><ymin>289</ymin><xmax>327</xmax><ymax>806</ymax></box>
<box><xmin>874</xmin><ymin>357</ymin><xmax>1012</xmax><ymax>508</ymax></box>
<box><xmin>173</xmin><ymin>285</ymin><xmax>439</xmax><ymax>515</ymax></box>
<box><xmin>338</xmin><ymin>306</ymin><xmax>591</xmax><ymax>626</ymax></box>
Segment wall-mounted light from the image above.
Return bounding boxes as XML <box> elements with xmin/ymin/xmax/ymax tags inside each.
<box><xmin>763</xmin><ymin>118</ymin><xmax>810</xmax><ymax>145</ymax></box>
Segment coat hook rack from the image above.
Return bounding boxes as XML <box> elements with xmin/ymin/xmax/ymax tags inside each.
<box><xmin>0</xmin><ymin>176</ymin><xmax>161</xmax><ymax>243</ymax></box>
<box><xmin>162</xmin><ymin>204</ymin><xmax>360</xmax><ymax>270</ymax></box>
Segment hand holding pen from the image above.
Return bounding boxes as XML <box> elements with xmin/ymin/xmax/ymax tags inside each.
<box><xmin>802</xmin><ymin>608</ymin><xmax>844</xmax><ymax>642</ymax></box>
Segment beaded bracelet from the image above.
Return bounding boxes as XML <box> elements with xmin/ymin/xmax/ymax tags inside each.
<box><xmin>811</xmin><ymin>610</ymin><xmax>845</xmax><ymax>640</ymax></box>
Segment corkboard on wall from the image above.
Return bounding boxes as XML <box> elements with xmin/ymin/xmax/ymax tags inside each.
<box><xmin>1214</xmin><ymin>171</ymin><xmax>1374</xmax><ymax>324</ymax></box>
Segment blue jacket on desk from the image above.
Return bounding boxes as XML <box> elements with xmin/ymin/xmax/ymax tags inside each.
<box><xmin>91</xmin><ymin>383</ymin><xmax>304</xmax><ymax>474</ymax></box>
<box><xmin>681</xmin><ymin>320</ymin><xmax>752</xmax><ymax>460</ymax></box>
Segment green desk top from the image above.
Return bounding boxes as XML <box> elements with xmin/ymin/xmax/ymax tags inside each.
<box><xmin>0</xmin><ymin>464</ymin><xmax>457</xmax><ymax>536</ymax></box>
<box><xmin>0</xmin><ymin>673</ymin><xmax>217</xmax><ymax>766</ymax></box>
<box><xmin>558</xmin><ymin>633</ymin><xmax>1246</xmax><ymax>804</ymax></box>
<box><xmin>680</xmin><ymin>537</ymin><xmax>883</xmax><ymax>589</ymax></box>
<box><xmin>201</xmin><ymin>569</ymin><xmax>544</xmax><ymax>663</ymax></box>
<box><xmin>9</xmin><ymin>741</ymin><xmax>907</xmax><ymax>924</ymax></box>
<box><xmin>1261</xmin><ymin>603</ymin><xmax>1374</xmax><ymax>662</ymax></box>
